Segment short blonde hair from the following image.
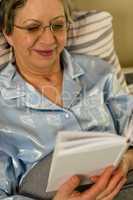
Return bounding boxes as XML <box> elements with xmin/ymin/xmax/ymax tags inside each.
<box><xmin>61</xmin><ymin>0</ymin><xmax>73</xmax><ymax>23</ymax></box>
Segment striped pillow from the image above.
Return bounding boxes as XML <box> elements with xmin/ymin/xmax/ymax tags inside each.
<box><xmin>66</xmin><ymin>11</ymin><xmax>127</xmax><ymax>89</ymax></box>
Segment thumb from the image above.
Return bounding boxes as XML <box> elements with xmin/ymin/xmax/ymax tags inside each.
<box><xmin>57</xmin><ymin>176</ymin><xmax>80</xmax><ymax>198</ymax></box>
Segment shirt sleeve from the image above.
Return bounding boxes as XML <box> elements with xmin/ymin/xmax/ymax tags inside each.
<box><xmin>0</xmin><ymin>136</ymin><xmax>37</xmax><ymax>200</ymax></box>
<box><xmin>105</xmin><ymin>69</ymin><xmax>133</xmax><ymax>136</ymax></box>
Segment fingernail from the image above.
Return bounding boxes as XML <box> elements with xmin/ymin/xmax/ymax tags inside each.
<box><xmin>71</xmin><ymin>175</ymin><xmax>80</xmax><ymax>184</ymax></box>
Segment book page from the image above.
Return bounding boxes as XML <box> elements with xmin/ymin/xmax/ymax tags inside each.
<box><xmin>58</xmin><ymin>131</ymin><xmax>121</xmax><ymax>142</ymax></box>
<box><xmin>59</xmin><ymin>138</ymin><xmax>117</xmax><ymax>150</ymax></box>
<box><xmin>59</xmin><ymin>139</ymin><xmax>127</xmax><ymax>156</ymax></box>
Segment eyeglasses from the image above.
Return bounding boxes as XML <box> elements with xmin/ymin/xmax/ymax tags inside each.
<box><xmin>14</xmin><ymin>16</ymin><xmax>69</xmax><ymax>40</ymax></box>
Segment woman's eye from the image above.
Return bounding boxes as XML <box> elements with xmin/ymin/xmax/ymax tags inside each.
<box><xmin>52</xmin><ymin>24</ymin><xmax>65</xmax><ymax>31</ymax></box>
<box><xmin>26</xmin><ymin>26</ymin><xmax>40</xmax><ymax>32</ymax></box>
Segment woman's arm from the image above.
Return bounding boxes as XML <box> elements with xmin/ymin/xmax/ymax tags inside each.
<box><xmin>0</xmin><ymin>144</ymin><xmax>36</xmax><ymax>200</ymax></box>
<box><xmin>105</xmin><ymin>69</ymin><xmax>133</xmax><ymax>136</ymax></box>
<box><xmin>90</xmin><ymin>149</ymin><xmax>133</xmax><ymax>200</ymax></box>
<box><xmin>92</xmin><ymin>69</ymin><xmax>133</xmax><ymax>199</ymax></box>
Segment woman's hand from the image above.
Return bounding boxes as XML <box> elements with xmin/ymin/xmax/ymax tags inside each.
<box><xmin>53</xmin><ymin>149</ymin><xmax>133</xmax><ymax>200</ymax></box>
<box><xmin>53</xmin><ymin>166</ymin><xmax>114</xmax><ymax>200</ymax></box>
<box><xmin>92</xmin><ymin>167</ymin><xmax>127</xmax><ymax>200</ymax></box>
<box><xmin>92</xmin><ymin>149</ymin><xmax>133</xmax><ymax>200</ymax></box>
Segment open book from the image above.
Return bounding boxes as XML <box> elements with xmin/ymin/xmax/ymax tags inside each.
<box><xmin>46</xmin><ymin>115</ymin><xmax>133</xmax><ymax>192</ymax></box>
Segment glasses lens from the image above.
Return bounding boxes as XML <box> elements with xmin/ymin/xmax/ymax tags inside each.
<box><xmin>51</xmin><ymin>22</ymin><xmax>67</xmax><ymax>32</ymax></box>
<box><xmin>26</xmin><ymin>24</ymin><xmax>42</xmax><ymax>36</ymax></box>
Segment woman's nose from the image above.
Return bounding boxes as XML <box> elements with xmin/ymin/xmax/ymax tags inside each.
<box><xmin>38</xmin><ymin>27</ymin><xmax>56</xmax><ymax>45</ymax></box>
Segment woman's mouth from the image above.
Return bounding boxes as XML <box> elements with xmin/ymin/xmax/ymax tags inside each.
<box><xmin>33</xmin><ymin>49</ymin><xmax>54</xmax><ymax>58</ymax></box>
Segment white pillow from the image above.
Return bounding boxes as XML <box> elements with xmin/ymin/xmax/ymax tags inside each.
<box><xmin>66</xmin><ymin>10</ymin><xmax>127</xmax><ymax>89</ymax></box>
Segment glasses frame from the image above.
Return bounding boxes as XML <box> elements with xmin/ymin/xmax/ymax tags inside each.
<box><xmin>13</xmin><ymin>16</ymin><xmax>69</xmax><ymax>38</ymax></box>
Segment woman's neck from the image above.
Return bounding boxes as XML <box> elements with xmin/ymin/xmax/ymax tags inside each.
<box><xmin>16</xmin><ymin>61</ymin><xmax>61</xmax><ymax>81</ymax></box>
<box><xmin>16</xmin><ymin>62</ymin><xmax>63</xmax><ymax>106</ymax></box>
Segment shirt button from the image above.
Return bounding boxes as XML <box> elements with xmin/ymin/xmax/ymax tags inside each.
<box><xmin>65</xmin><ymin>113</ymin><xmax>69</xmax><ymax>118</ymax></box>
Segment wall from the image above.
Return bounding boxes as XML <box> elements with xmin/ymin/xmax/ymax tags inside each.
<box><xmin>72</xmin><ymin>0</ymin><xmax>133</xmax><ymax>68</ymax></box>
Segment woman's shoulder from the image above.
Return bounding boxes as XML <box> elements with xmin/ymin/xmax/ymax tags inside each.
<box><xmin>70</xmin><ymin>52</ymin><xmax>114</xmax><ymax>76</ymax></box>
<box><xmin>0</xmin><ymin>62</ymin><xmax>17</xmax><ymax>86</ymax></box>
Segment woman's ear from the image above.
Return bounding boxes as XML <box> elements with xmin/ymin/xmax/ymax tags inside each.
<box><xmin>2</xmin><ymin>31</ymin><xmax>14</xmax><ymax>47</ymax></box>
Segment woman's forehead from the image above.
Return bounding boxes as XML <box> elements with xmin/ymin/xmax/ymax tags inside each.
<box><xmin>15</xmin><ymin>0</ymin><xmax>65</xmax><ymax>22</ymax></box>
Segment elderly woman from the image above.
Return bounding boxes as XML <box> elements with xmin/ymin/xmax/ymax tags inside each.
<box><xmin>0</xmin><ymin>0</ymin><xmax>133</xmax><ymax>200</ymax></box>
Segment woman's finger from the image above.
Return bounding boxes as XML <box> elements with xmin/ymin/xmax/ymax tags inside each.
<box><xmin>96</xmin><ymin>168</ymin><xmax>124</xmax><ymax>199</ymax></box>
<box><xmin>80</xmin><ymin>166</ymin><xmax>113</xmax><ymax>200</ymax></box>
<box><xmin>101</xmin><ymin>177</ymin><xmax>127</xmax><ymax>200</ymax></box>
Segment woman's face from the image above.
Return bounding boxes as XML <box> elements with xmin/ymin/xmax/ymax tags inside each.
<box><xmin>5</xmin><ymin>0</ymin><xmax>67</xmax><ymax>72</ymax></box>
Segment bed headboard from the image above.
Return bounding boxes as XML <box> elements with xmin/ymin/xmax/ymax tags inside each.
<box><xmin>72</xmin><ymin>0</ymin><xmax>133</xmax><ymax>68</ymax></box>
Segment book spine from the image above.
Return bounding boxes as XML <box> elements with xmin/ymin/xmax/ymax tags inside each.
<box><xmin>113</xmin><ymin>144</ymin><xmax>129</xmax><ymax>167</ymax></box>
<box><xmin>125</xmin><ymin>111</ymin><xmax>133</xmax><ymax>143</ymax></box>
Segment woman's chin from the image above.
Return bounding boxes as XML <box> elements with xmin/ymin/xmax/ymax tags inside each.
<box><xmin>31</xmin><ymin>58</ymin><xmax>56</xmax><ymax>70</ymax></box>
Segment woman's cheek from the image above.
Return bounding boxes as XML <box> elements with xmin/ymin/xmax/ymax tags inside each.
<box><xmin>59</xmin><ymin>33</ymin><xmax>67</xmax><ymax>47</ymax></box>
